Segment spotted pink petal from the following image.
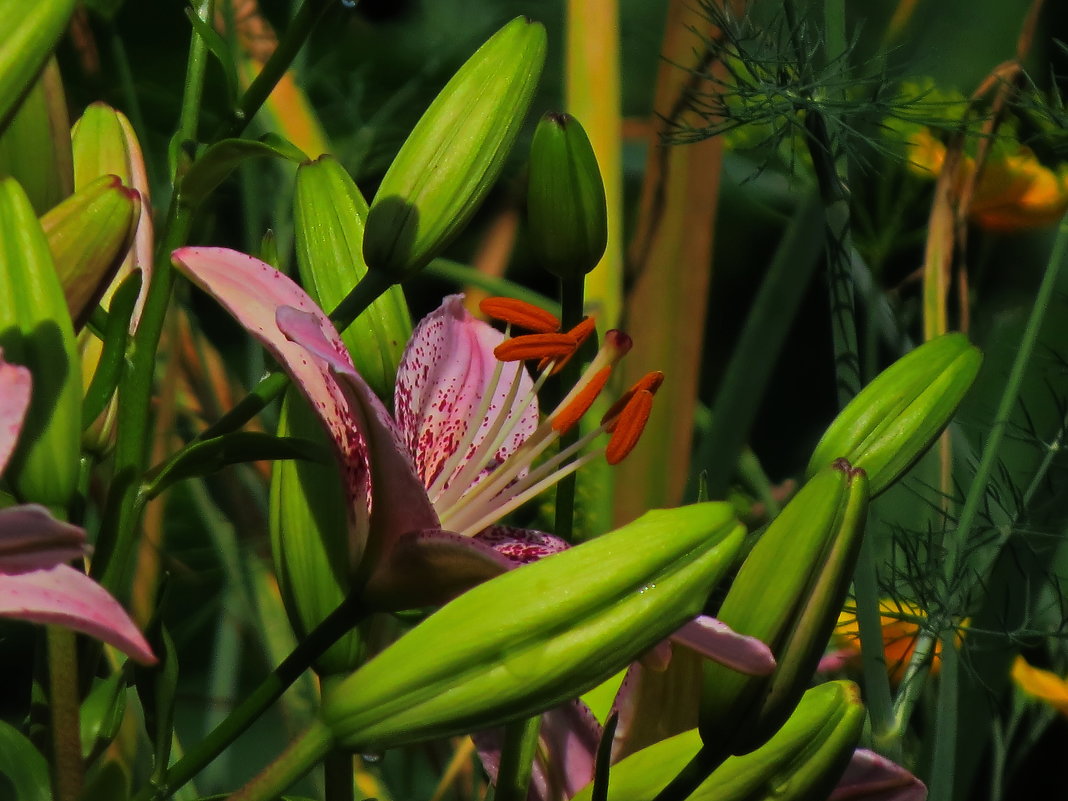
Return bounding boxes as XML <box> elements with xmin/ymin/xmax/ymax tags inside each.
<box><xmin>0</xmin><ymin>506</ymin><xmax>86</xmax><ymax>571</ymax></box>
<box><xmin>276</xmin><ymin>306</ymin><xmax>439</xmax><ymax>555</ymax></box>
<box><xmin>394</xmin><ymin>295</ymin><xmax>539</xmax><ymax>501</ymax></box>
<box><xmin>830</xmin><ymin>749</ymin><xmax>927</xmax><ymax>801</ymax></box>
<box><xmin>474</xmin><ymin>525</ymin><xmax>569</xmax><ymax>564</ymax></box>
<box><xmin>669</xmin><ymin>616</ymin><xmax>776</xmax><ymax>676</ymax></box>
<box><xmin>0</xmin><ymin>353</ymin><xmax>31</xmax><ymax>475</ymax></box>
<box><xmin>0</xmin><ymin>563</ymin><xmax>155</xmax><ymax>664</ymax></box>
<box><xmin>172</xmin><ymin>247</ymin><xmax>373</xmax><ymax>539</ymax></box>
<box><xmin>473</xmin><ymin>700</ymin><xmax>602</xmax><ymax>801</ymax></box>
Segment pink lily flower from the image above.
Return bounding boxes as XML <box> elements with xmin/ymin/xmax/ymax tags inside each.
<box><xmin>0</xmin><ymin>354</ymin><xmax>154</xmax><ymax>664</ymax></box>
<box><xmin>171</xmin><ymin>246</ymin><xmax>770</xmax><ymax>663</ymax></box>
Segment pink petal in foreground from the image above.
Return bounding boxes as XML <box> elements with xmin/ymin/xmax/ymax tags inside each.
<box><xmin>0</xmin><ymin>354</ymin><xmax>31</xmax><ymax>474</ymax></box>
<box><xmin>669</xmin><ymin>616</ymin><xmax>776</xmax><ymax>675</ymax></box>
<box><xmin>0</xmin><ymin>563</ymin><xmax>155</xmax><ymax>664</ymax></box>
<box><xmin>394</xmin><ymin>295</ymin><xmax>539</xmax><ymax>500</ymax></box>
<box><xmin>0</xmin><ymin>506</ymin><xmax>86</xmax><ymax>571</ymax></box>
<box><xmin>277</xmin><ymin>306</ymin><xmax>439</xmax><ymax>553</ymax></box>
<box><xmin>830</xmin><ymin>748</ymin><xmax>927</xmax><ymax>801</ymax></box>
<box><xmin>473</xmin><ymin>700</ymin><xmax>602</xmax><ymax>801</ymax></box>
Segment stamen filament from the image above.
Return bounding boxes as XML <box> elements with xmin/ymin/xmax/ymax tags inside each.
<box><xmin>452</xmin><ymin>451</ymin><xmax>601</xmax><ymax>538</ymax></box>
<box><xmin>551</xmin><ymin>365</ymin><xmax>612</xmax><ymax>434</ymax></box>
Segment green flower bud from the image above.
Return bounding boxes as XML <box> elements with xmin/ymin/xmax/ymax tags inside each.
<box><xmin>363</xmin><ymin>17</ymin><xmax>546</xmax><ymax>281</ymax></box>
<box><xmin>0</xmin><ymin>58</ymin><xmax>73</xmax><ymax>214</ymax></box>
<box><xmin>0</xmin><ymin>0</ymin><xmax>75</xmax><ymax>130</ymax></box>
<box><xmin>0</xmin><ymin>177</ymin><xmax>80</xmax><ymax>507</ymax></box>
<box><xmin>527</xmin><ymin>112</ymin><xmax>608</xmax><ymax>279</ymax></box>
<box><xmin>808</xmin><ymin>332</ymin><xmax>982</xmax><ymax>495</ymax></box>
<box><xmin>270</xmin><ymin>391</ymin><xmax>364</xmax><ymax>676</ymax></box>
<box><xmin>571</xmin><ymin>681</ymin><xmax>864</xmax><ymax>801</ymax></box>
<box><xmin>701</xmin><ymin>462</ymin><xmax>869</xmax><ymax>757</ymax></box>
<box><xmin>294</xmin><ymin>155</ymin><xmax>412</xmax><ymax>399</ymax></box>
<box><xmin>40</xmin><ymin>174</ymin><xmax>140</xmax><ymax>329</ymax></box>
<box><xmin>323</xmin><ymin>504</ymin><xmax>744</xmax><ymax>751</ymax></box>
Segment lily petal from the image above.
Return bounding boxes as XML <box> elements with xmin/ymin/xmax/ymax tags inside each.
<box><xmin>276</xmin><ymin>306</ymin><xmax>439</xmax><ymax>556</ymax></box>
<box><xmin>474</xmin><ymin>525</ymin><xmax>569</xmax><ymax>564</ymax></box>
<box><xmin>0</xmin><ymin>506</ymin><xmax>86</xmax><ymax>571</ymax></box>
<box><xmin>473</xmin><ymin>700</ymin><xmax>602</xmax><ymax>801</ymax></box>
<box><xmin>395</xmin><ymin>295</ymin><xmax>538</xmax><ymax>501</ymax></box>
<box><xmin>0</xmin><ymin>563</ymin><xmax>155</xmax><ymax>664</ymax></box>
<box><xmin>363</xmin><ymin>528</ymin><xmax>513</xmax><ymax>609</ymax></box>
<box><xmin>0</xmin><ymin>354</ymin><xmax>31</xmax><ymax>474</ymax></box>
<box><xmin>669</xmin><ymin>616</ymin><xmax>776</xmax><ymax>676</ymax></box>
<box><xmin>830</xmin><ymin>748</ymin><xmax>927</xmax><ymax>801</ymax></box>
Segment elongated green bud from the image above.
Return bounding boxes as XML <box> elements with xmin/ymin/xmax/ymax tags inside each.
<box><xmin>0</xmin><ymin>58</ymin><xmax>73</xmax><ymax>214</ymax></box>
<box><xmin>571</xmin><ymin>681</ymin><xmax>864</xmax><ymax>801</ymax></box>
<box><xmin>808</xmin><ymin>332</ymin><xmax>981</xmax><ymax>495</ymax></box>
<box><xmin>271</xmin><ymin>391</ymin><xmax>364</xmax><ymax>675</ymax></box>
<box><xmin>527</xmin><ymin>112</ymin><xmax>608</xmax><ymax>278</ymax></box>
<box><xmin>363</xmin><ymin>17</ymin><xmax>546</xmax><ymax>281</ymax></box>
<box><xmin>322</xmin><ymin>504</ymin><xmax>744</xmax><ymax>751</ymax></box>
<box><xmin>294</xmin><ymin>156</ymin><xmax>412</xmax><ymax>399</ymax></box>
<box><xmin>700</xmin><ymin>462</ymin><xmax>869</xmax><ymax>757</ymax></box>
<box><xmin>40</xmin><ymin>175</ymin><xmax>140</xmax><ymax>329</ymax></box>
<box><xmin>0</xmin><ymin>0</ymin><xmax>75</xmax><ymax>130</ymax></box>
<box><xmin>0</xmin><ymin>177</ymin><xmax>80</xmax><ymax>507</ymax></box>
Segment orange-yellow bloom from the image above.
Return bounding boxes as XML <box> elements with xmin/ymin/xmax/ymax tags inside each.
<box><xmin>824</xmin><ymin>600</ymin><xmax>946</xmax><ymax>685</ymax></box>
<box><xmin>1011</xmin><ymin>656</ymin><xmax>1068</xmax><ymax>716</ymax></box>
<box><xmin>907</xmin><ymin>129</ymin><xmax>1068</xmax><ymax>231</ymax></box>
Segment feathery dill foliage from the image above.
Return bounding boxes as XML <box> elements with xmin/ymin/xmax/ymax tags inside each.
<box><xmin>668</xmin><ymin>1</ymin><xmax>965</xmax><ymax>173</ymax></box>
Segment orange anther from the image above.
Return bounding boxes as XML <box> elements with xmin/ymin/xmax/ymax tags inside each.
<box><xmin>494</xmin><ymin>333</ymin><xmax>577</xmax><ymax>362</ymax></box>
<box><xmin>601</xmin><ymin>371</ymin><xmax>665</xmax><ymax>428</ymax></box>
<box><xmin>480</xmin><ymin>297</ymin><xmax>561</xmax><ymax>333</ymax></box>
<box><xmin>542</xmin><ymin>316</ymin><xmax>599</xmax><ymax>374</ymax></box>
<box><xmin>551</xmin><ymin>366</ymin><xmax>613</xmax><ymax>434</ymax></box>
<box><xmin>605</xmin><ymin>389</ymin><xmax>654</xmax><ymax>465</ymax></box>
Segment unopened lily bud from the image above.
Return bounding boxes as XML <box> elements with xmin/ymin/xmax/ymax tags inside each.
<box><xmin>363</xmin><ymin>16</ymin><xmax>546</xmax><ymax>281</ymax></box>
<box><xmin>294</xmin><ymin>155</ymin><xmax>412</xmax><ymax>399</ymax></box>
<box><xmin>71</xmin><ymin>102</ymin><xmax>153</xmax><ymax>452</ymax></box>
<box><xmin>570</xmin><ymin>680</ymin><xmax>864</xmax><ymax>801</ymax></box>
<box><xmin>0</xmin><ymin>0</ymin><xmax>75</xmax><ymax>129</ymax></box>
<box><xmin>0</xmin><ymin>177</ymin><xmax>80</xmax><ymax>507</ymax></box>
<box><xmin>322</xmin><ymin>504</ymin><xmax>744</xmax><ymax>751</ymax></box>
<box><xmin>527</xmin><ymin>112</ymin><xmax>608</xmax><ymax>279</ymax></box>
<box><xmin>808</xmin><ymin>332</ymin><xmax>981</xmax><ymax>495</ymax></box>
<box><xmin>701</xmin><ymin>462</ymin><xmax>869</xmax><ymax>757</ymax></box>
<box><xmin>40</xmin><ymin>174</ymin><xmax>140</xmax><ymax>329</ymax></box>
<box><xmin>271</xmin><ymin>391</ymin><xmax>364</xmax><ymax>676</ymax></box>
<box><xmin>0</xmin><ymin>57</ymin><xmax>73</xmax><ymax>213</ymax></box>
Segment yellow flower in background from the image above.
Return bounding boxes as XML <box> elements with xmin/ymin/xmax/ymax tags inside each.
<box><xmin>906</xmin><ymin>128</ymin><xmax>1068</xmax><ymax>231</ymax></box>
<box><xmin>823</xmin><ymin>600</ymin><xmax>946</xmax><ymax>685</ymax></box>
<box><xmin>1011</xmin><ymin>656</ymin><xmax>1068</xmax><ymax>716</ymax></box>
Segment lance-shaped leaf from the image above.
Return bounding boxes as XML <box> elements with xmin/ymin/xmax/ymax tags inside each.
<box><xmin>0</xmin><ymin>57</ymin><xmax>73</xmax><ymax>213</ymax></box>
<box><xmin>0</xmin><ymin>0</ymin><xmax>75</xmax><ymax>130</ymax></box>
<box><xmin>294</xmin><ymin>155</ymin><xmax>411</xmax><ymax>399</ymax></box>
<box><xmin>363</xmin><ymin>16</ymin><xmax>546</xmax><ymax>281</ymax></box>
<box><xmin>701</xmin><ymin>461</ymin><xmax>869</xmax><ymax>757</ymax></box>
<box><xmin>321</xmin><ymin>503</ymin><xmax>745</xmax><ymax>751</ymax></box>
<box><xmin>0</xmin><ymin>177</ymin><xmax>80</xmax><ymax>506</ymax></box>
<box><xmin>179</xmin><ymin>134</ymin><xmax>305</xmax><ymax>209</ymax></box>
<box><xmin>40</xmin><ymin>174</ymin><xmax>140</xmax><ymax>329</ymax></box>
<box><xmin>572</xmin><ymin>681</ymin><xmax>864</xmax><ymax>801</ymax></box>
<box><xmin>808</xmin><ymin>332</ymin><xmax>982</xmax><ymax>495</ymax></box>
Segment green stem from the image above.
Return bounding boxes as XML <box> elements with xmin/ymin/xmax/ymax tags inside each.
<box><xmin>132</xmin><ymin>594</ymin><xmax>366</xmax><ymax>801</ymax></box>
<box><xmin>227</xmin><ymin>720</ymin><xmax>335</xmax><ymax>801</ymax></box>
<box><xmin>554</xmin><ymin>276</ymin><xmax>585</xmax><ymax>541</ymax></box>
<box><xmin>47</xmin><ymin>627</ymin><xmax>82</xmax><ymax>801</ymax></box>
<box><xmin>213</xmin><ymin>0</ymin><xmax>334</xmax><ymax>142</ymax></box>
<box><xmin>927</xmin><ymin>630</ymin><xmax>959</xmax><ymax>801</ymax></box>
<box><xmin>493</xmin><ymin>716</ymin><xmax>541</xmax><ymax>801</ymax></box>
<box><xmin>649</xmin><ymin>746</ymin><xmax>722</xmax><ymax>801</ymax></box>
<box><xmin>322</xmin><ymin>675</ymin><xmax>355</xmax><ymax>801</ymax></box>
<box><xmin>852</xmin><ymin>530</ymin><xmax>897</xmax><ymax>758</ymax></box>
